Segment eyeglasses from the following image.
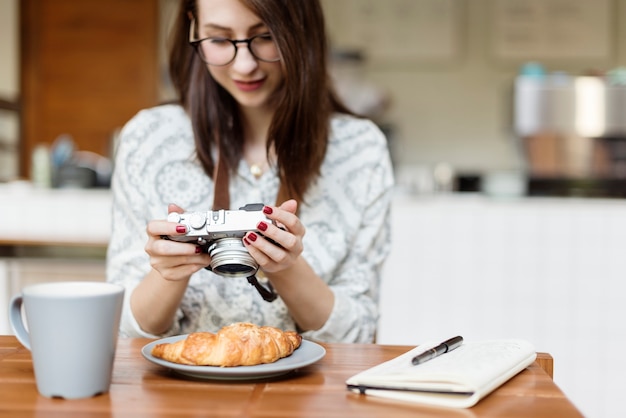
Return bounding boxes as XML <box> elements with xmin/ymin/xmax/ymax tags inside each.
<box><xmin>189</xmin><ymin>19</ymin><xmax>281</xmax><ymax>66</ymax></box>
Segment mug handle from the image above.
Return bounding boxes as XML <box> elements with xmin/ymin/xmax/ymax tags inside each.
<box><xmin>9</xmin><ymin>295</ymin><xmax>31</xmax><ymax>350</ymax></box>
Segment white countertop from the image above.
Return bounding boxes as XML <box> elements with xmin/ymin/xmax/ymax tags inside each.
<box><xmin>0</xmin><ymin>182</ymin><xmax>112</xmax><ymax>246</ymax></box>
<box><xmin>4</xmin><ymin>182</ymin><xmax>626</xmax><ymax>246</ymax></box>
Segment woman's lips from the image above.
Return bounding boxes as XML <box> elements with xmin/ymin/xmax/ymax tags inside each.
<box><xmin>234</xmin><ymin>79</ymin><xmax>264</xmax><ymax>92</ymax></box>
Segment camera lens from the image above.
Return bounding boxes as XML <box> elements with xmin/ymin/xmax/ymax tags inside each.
<box><xmin>208</xmin><ymin>238</ymin><xmax>259</xmax><ymax>278</ymax></box>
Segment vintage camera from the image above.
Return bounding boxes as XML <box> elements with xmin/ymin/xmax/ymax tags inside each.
<box><xmin>166</xmin><ymin>203</ymin><xmax>272</xmax><ymax>278</ymax></box>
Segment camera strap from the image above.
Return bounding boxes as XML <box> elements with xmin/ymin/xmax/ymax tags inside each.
<box><xmin>212</xmin><ymin>151</ymin><xmax>291</xmax><ymax>211</ymax></box>
<box><xmin>212</xmin><ymin>152</ymin><xmax>287</xmax><ymax>303</ymax></box>
<box><xmin>246</xmin><ymin>275</ymin><xmax>278</xmax><ymax>302</ymax></box>
<box><xmin>212</xmin><ymin>150</ymin><xmax>231</xmax><ymax>211</ymax></box>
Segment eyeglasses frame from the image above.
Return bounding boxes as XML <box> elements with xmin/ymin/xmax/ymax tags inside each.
<box><xmin>188</xmin><ymin>19</ymin><xmax>281</xmax><ymax>67</ymax></box>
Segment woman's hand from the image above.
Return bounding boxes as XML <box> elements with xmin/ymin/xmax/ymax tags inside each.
<box><xmin>244</xmin><ymin>199</ymin><xmax>334</xmax><ymax>331</ymax></box>
<box><xmin>243</xmin><ymin>199</ymin><xmax>304</xmax><ymax>274</ymax></box>
<box><xmin>144</xmin><ymin>203</ymin><xmax>212</xmax><ymax>282</ymax></box>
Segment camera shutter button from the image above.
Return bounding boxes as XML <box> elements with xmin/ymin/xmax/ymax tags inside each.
<box><xmin>189</xmin><ymin>212</ymin><xmax>206</xmax><ymax>229</ymax></box>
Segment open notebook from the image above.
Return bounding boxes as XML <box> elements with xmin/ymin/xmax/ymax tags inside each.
<box><xmin>346</xmin><ymin>339</ymin><xmax>536</xmax><ymax>408</ymax></box>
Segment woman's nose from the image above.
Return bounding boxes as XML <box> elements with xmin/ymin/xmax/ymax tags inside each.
<box><xmin>231</xmin><ymin>45</ymin><xmax>259</xmax><ymax>74</ymax></box>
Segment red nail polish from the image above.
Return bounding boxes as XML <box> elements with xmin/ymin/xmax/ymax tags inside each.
<box><xmin>195</xmin><ymin>247</ymin><xmax>202</xmax><ymax>254</ymax></box>
<box><xmin>176</xmin><ymin>225</ymin><xmax>187</xmax><ymax>233</ymax></box>
<box><xmin>243</xmin><ymin>238</ymin><xmax>250</xmax><ymax>245</ymax></box>
<box><xmin>248</xmin><ymin>232</ymin><xmax>257</xmax><ymax>242</ymax></box>
<box><xmin>263</xmin><ymin>206</ymin><xmax>273</xmax><ymax>215</ymax></box>
<box><xmin>257</xmin><ymin>221</ymin><xmax>268</xmax><ymax>232</ymax></box>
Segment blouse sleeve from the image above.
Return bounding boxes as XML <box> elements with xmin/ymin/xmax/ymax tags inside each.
<box><xmin>301</xmin><ymin>118</ymin><xmax>395</xmax><ymax>343</ymax></box>
<box><xmin>106</xmin><ymin>109</ymin><xmax>171</xmax><ymax>338</ymax></box>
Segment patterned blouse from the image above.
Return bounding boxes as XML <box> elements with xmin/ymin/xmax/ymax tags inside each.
<box><xmin>106</xmin><ymin>104</ymin><xmax>394</xmax><ymax>343</ymax></box>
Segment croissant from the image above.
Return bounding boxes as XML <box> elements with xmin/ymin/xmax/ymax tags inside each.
<box><xmin>151</xmin><ymin>322</ymin><xmax>302</xmax><ymax>367</ymax></box>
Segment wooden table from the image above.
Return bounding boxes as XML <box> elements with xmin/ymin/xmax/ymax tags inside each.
<box><xmin>0</xmin><ymin>336</ymin><xmax>583</xmax><ymax>417</ymax></box>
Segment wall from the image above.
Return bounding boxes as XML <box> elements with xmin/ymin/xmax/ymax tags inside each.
<box><xmin>321</xmin><ymin>0</ymin><xmax>626</xmax><ymax>175</ymax></box>
<box><xmin>0</xmin><ymin>0</ymin><xmax>18</xmax><ymax>100</ymax></box>
<box><xmin>0</xmin><ymin>0</ymin><xmax>19</xmax><ymax>182</ymax></box>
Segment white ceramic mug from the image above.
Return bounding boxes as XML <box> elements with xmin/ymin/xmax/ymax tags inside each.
<box><xmin>9</xmin><ymin>281</ymin><xmax>124</xmax><ymax>399</ymax></box>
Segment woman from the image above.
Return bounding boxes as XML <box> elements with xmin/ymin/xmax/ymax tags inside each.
<box><xmin>106</xmin><ymin>0</ymin><xmax>394</xmax><ymax>343</ymax></box>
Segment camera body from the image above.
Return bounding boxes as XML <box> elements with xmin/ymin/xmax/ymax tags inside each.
<box><xmin>166</xmin><ymin>203</ymin><xmax>271</xmax><ymax>278</ymax></box>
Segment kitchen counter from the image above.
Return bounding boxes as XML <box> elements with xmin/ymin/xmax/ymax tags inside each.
<box><xmin>0</xmin><ymin>182</ymin><xmax>111</xmax><ymax>246</ymax></box>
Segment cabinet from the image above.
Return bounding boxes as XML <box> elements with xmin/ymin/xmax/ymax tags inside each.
<box><xmin>378</xmin><ymin>193</ymin><xmax>626</xmax><ymax>418</ymax></box>
<box><xmin>19</xmin><ymin>0</ymin><xmax>159</xmax><ymax>177</ymax></box>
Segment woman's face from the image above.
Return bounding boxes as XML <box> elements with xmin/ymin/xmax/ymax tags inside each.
<box><xmin>196</xmin><ymin>0</ymin><xmax>284</xmax><ymax>112</ymax></box>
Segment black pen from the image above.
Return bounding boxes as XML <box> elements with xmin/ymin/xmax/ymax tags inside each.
<box><xmin>411</xmin><ymin>336</ymin><xmax>464</xmax><ymax>365</ymax></box>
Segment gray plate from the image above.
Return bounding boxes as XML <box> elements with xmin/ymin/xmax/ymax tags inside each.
<box><xmin>141</xmin><ymin>335</ymin><xmax>326</xmax><ymax>380</ymax></box>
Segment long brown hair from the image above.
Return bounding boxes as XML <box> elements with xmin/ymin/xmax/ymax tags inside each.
<box><xmin>168</xmin><ymin>0</ymin><xmax>353</xmax><ymax>204</ymax></box>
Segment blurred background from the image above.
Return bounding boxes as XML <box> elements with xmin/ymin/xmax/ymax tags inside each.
<box><xmin>1</xmin><ymin>1</ymin><xmax>624</xmax><ymax>417</ymax></box>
